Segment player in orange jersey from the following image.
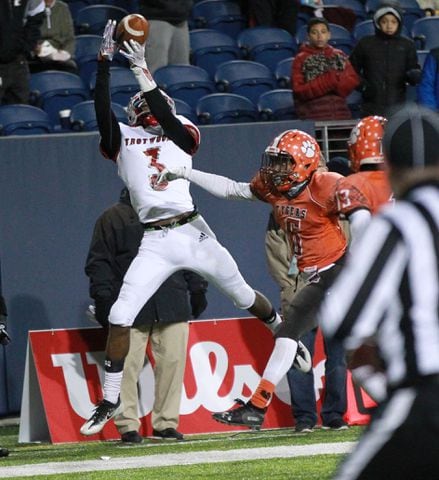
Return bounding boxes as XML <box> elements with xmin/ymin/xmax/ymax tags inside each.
<box><xmin>336</xmin><ymin>116</ymin><xmax>393</xmax><ymax>246</ymax></box>
<box><xmin>158</xmin><ymin>129</ymin><xmax>368</xmax><ymax>429</ymax></box>
<box><xmin>335</xmin><ymin>116</ymin><xmax>394</xmax><ymax>403</ymax></box>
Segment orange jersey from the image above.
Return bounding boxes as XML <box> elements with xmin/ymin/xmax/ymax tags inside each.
<box><xmin>251</xmin><ymin>171</ymin><xmax>347</xmax><ymax>271</ymax></box>
<box><xmin>336</xmin><ymin>170</ymin><xmax>393</xmax><ymax>216</ymax></box>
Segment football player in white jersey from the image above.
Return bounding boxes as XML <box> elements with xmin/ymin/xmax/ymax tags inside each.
<box><xmin>80</xmin><ymin>21</ymin><xmax>311</xmax><ymax>436</ymax></box>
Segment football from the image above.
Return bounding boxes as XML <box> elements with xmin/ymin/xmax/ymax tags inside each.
<box><xmin>116</xmin><ymin>14</ymin><xmax>149</xmax><ymax>46</ymax></box>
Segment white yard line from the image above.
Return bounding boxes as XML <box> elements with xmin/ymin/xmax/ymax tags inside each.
<box><xmin>0</xmin><ymin>442</ymin><xmax>355</xmax><ymax>478</ymax></box>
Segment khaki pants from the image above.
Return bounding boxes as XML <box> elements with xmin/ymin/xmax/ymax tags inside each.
<box><xmin>114</xmin><ymin>321</ymin><xmax>189</xmax><ymax>434</ymax></box>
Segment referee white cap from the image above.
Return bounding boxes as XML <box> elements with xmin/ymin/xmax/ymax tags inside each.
<box><xmin>383</xmin><ymin>103</ymin><xmax>439</xmax><ymax>169</ymax></box>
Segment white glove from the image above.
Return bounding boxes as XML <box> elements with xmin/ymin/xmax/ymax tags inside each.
<box><xmin>120</xmin><ymin>39</ymin><xmax>156</xmax><ymax>92</ymax></box>
<box><xmin>99</xmin><ymin>19</ymin><xmax>117</xmax><ymax>61</ymax></box>
<box><xmin>156</xmin><ymin>166</ymin><xmax>190</xmax><ymax>185</ymax></box>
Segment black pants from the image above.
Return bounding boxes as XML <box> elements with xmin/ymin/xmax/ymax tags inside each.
<box><xmin>334</xmin><ymin>381</ymin><xmax>439</xmax><ymax>479</ymax></box>
<box><xmin>0</xmin><ymin>57</ymin><xmax>29</xmax><ymax>105</ymax></box>
<box><xmin>276</xmin><ymin>261</ymin><xmax>344</xmax><ymax>341</ymax></box>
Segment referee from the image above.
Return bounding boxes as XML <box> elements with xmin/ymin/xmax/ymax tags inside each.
<box><xmin>319</xmin><ymin>103</ymin><xmax>439</xmax><ymax>480</ymax></box>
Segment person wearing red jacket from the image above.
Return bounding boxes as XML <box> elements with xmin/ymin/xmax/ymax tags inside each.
<box><xmin>292</xmin><ymin>17</ymin><xmax>359</xmax><ymax>120</ymax></box>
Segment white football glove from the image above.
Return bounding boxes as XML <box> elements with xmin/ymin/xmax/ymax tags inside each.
<box><xmin>120</xmin><ymin>40</ymin><xmax>156</xmax><ymax>92</ymax></box>
<box><xmin>99</xmin><ymin>19</ymin><xmax>117</xmax><ymax>61</ymax></box>
<box><xmin>156</xmin><ymin>166</ymin><xmax>190</xmax><ymax>185</ymax></box>
<box><xmin>293</xmin><ymin>341</ymin><xmax>312</xmax><ymax>373</ymax></box>
<box><xmin>120</xmin><ymin>39</ymin><xmax>146</xmax><ymax>68</ymax></box>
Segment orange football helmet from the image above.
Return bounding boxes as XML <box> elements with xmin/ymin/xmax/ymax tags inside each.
<box><xmin>261</xmin><ymin>129</ymin><xmax>321</xmax><ymax>196</ymax></box>
<box><xmin>348</xmin><ymin>116</ymin><xmax>387</xmax><ymax>172</ymax></box>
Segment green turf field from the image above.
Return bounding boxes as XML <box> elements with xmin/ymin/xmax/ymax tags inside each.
<box><xmin>0</xmin><ymin>424</ymin><xmax>363</xmax><ymax>479</ymax></box>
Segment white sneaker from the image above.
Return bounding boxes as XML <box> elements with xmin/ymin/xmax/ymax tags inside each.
<box><xmin>80</xmin><ymin>398</ymin><xmax>121</xmax><ymax>436</ymax></box>
<box><xmin>293</xmin><ymin>341</ymin><xmax>312</xmax><ymax>373</ymax></box>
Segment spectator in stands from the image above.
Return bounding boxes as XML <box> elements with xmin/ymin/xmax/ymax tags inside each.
<box><xmin>0</xmin><ymin>0</ymin><xmax>45</xmax><ymax>105</ymax></box>
<box><xmin>417</xmin><ymin>47</ymin><xmax>439</xmax><ymax>112</ymax></box>
<box><xmin>292</xmin><ymin>17</ymin><xmax>359</xmax><ymax>120</ymax></box>
<box><xmin>29</xmin><ymin>0</ymin><xmax>78</xmax><ymax>74</ymax></box>
<box><xmin>349</xmin><ymin>4</ymin><xmax>421</xmax><ymax>117</ymax></box>
<box><xmin>245</xmin><ymin>0</ymin><xmax>299</xmax><ymax>36</ymax></box>
<box><xmin>138</xmin><ymin>0</ymin><xmax>192</xmax><ymax>74</ymax></box>
<box><xmin>85</xmin><ymin>188</ymin><xmax>208</xmax><ymax>442</ymax></box>
<box><xmin>416</xmin><ymin>0</ymin><xmax>439</xmax><ymax>16</ymax></box>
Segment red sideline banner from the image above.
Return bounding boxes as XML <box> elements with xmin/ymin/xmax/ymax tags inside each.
<box><xmin>18</xmin><ymin>318</ymin><xmax>374</xmax><ymax>444</ymax></box>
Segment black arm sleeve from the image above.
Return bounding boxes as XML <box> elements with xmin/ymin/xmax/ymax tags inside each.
<box><xmin>94</xmin><ymin>61</ymin><xmax>121</xmax><ymax>160</ymax></box>
<box><xmin>143</xmin><ymin>88</ymin><xmax>197</xmax><ymax>155</ymax></box>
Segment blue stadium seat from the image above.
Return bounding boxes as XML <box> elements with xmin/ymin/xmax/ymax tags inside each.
<box><xmin>65</xmin><ymin>0</ymin><xmax>90</xmax><ymax>20</ymax></box>
<box><xmin>190</xmin><ymin>29</ymin><xmax>241</xmax><ymax>78</ymax></box>
<box><xmin>69</xmin><ymin>100</ymin><xmax>127</xmax><ymax>131</ymax></box>
<box><xmin>346</xmin><ymin>89</ymin><xmax>363</xmax><ymax>119</ymax></box>
<box><xmin>296</xmin><ymin>23</ymin><xmax>354</xmax><ymax>54</ymax></box>
<box><xmin>191</xmin><ymin>0</ymin><xmax>246</xmax><ymax>38</ymax></box>
<box><xmin>417</xmin><ymin>49</ymin><xmax>429</xmax><ymax>69</ymax></box>
<box><xmin>274</xmin><ymin>56</ymin><xmax>294</xmax><ymax>89</ymax></box>
<box><xmin>214</xmin><ymin>60</ymin><xmax>277</xmax><ymax>104</ymax></box>
<box><xmin>74</xmin><ymin>5</ymin><xmax>128</xmax><ymax>35</ymax></box>
<box><xmin>74</xmin><ymin>34</ymin><xmax>128</xmax><ymax>84</ymax></box>
<box><xmin>0</xmin><ymin>105</ymin><xmax>52</xmax><ymax>136</ymax></box>
<box><xmin>237</xmin><ymin>27</ymin><xmax>297</xmax><ymax>71</ymax></box>
<box><xmin>402</xmin><ymin>7</ymin><xmax>425</xmax><ymax>32</ymax></box>
<box><xmin>174</xmin><ymin>98</ymin><xmax>198</xmax><ymax>124</ymax></box>
<box><xmin>29</xmin><ymin>70</ymin><xmax>89</xmax><ymax>125</ymax></box>
<box><xmin>412</xmin><ymin>17</ymin><xmax>439</xmax><ymax>50</ymax></box>
<box><xmin>89</xmin><ymin>66</ymin><xmax>138</xmax><ymax>106</ymax></box>
<box><xmin>257</xmin><ymin>89</ymin><xmax>296</xmax><ymax>121</ymax></box>
<box><xmin>154</xmin><ymin>64</ymin><xmax>216</xmax><ymax>107</ymax></box>
<box><xmin>196</xmin><ymin>93</ymin><xmax>258</xmax><ymax>124</ymax></box>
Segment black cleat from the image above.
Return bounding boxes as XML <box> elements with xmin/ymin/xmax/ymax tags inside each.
<box><xmin>212</xmin><ymin>399</ymin><xmax>266</xmax><ymax>430</ymax></box>
<box><xmin>80</xmin><ymin>397</ymin><xmax>121</xmax><ymax>436</ymax></box>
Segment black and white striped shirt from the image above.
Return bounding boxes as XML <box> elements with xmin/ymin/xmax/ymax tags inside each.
<box><xmin>320</xmin><ymin>182</ymin><xmax>439</xmax><ymax>390</ymax></box>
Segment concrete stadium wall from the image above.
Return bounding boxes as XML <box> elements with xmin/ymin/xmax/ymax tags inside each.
<box><xmin>0</xmin><ymin>119</ymin><xmax>314</xmax><ymax>415</ymax></box>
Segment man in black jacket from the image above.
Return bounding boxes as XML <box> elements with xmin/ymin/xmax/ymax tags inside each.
<box><xmin>85</xmin><ymin>188</ymin><xmax>208</xmax><ymax>442</ymax></box>
<box><xmin>0</xmin><ymin>0</ymin><xmax>45</xmax><ymax>105</ymax></box>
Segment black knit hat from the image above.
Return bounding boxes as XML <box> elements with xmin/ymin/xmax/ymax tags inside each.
<box><xmin>383</xmin><ymin>103</ymin><xmax>439</xmax><ymax>169</ymax></box>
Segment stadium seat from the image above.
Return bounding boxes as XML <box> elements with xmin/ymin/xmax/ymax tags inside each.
<box><xmin>189</xmin><ymin>29</ymin><xmax>241</xmax><ymax>78</ymax></box>
<box><xmin>65</xmin><ymin>0</ymin><xmax>90</xmax><ymax>19</ymax></box>
<box><xmin>346</xmin><ymin>89</ymin><xmax>363</xmax><ymax>119</ymax></box>
<box><xmin>89</xmin><ymin>67</ymin><xmax>139</xmax><ymax>106</ymax></box>
<box><xmin>174</xmin><ymin>98</ymin><xmax>198</xmax><ymax>124</ymax></box>
<box><xmin>402</xmin><ymin>7</ymin><xmax>425</xmax><ymax>32</ymax></box>
<box><xmin>74</xmin><ymin>5</ymin><xmax>128</xmax><ymax>35</ymax></box>
<box><xmin>0</xmin><ymin>105</ymin><xmax>52</xmax><ymax>136</ymax></box>
<box><xmin>257</xmin><ymin>89</ymin><xmax>296</xmax><ymax>121</ymax></box>
<box><xmin>214</xmin><ymin>60</ymin><xmax>277</xmax><ymax>104</ymax></box>
<box><xmin>412</xmin><ymin>17</ymin><xmax>439</xmax><ymax>50</ymax></box>
<box><xmin>417</xmin><ymin>49</ymin><xmax>429</xmax><ymax>69</ymax></box>
<box><xmin>322</xmin><ymin>0</ymin><xmax>367</xmax><ymax>22</ymax></box>
<box><xmin>69</xmin><ymin>100</ymin><xmax>127</xmax><ymax>131</ymax></box>
<box><xmin>191</xmin><ymin>0</ymin><xmax>246</xmax><ymax>38</ymax></box>
<box><xmin>296</xmin><ymin>23</ymin><xmax>354</xmax><ymax>54</ymax></box>
<box><xmin>274</xmin><ymin>57</ymin><xmax>294</xmax><ymax>88</ymax></box>
<box><xmin>75</xmin><ymin>34</ymin><xmax>129</xmax><ymax>84</ymax></box>
<box><xmin>196</xmin><ymin>93</ymin><xmax>258</xmax><ymax>124</ymax></box>
<box><xmin>154</xmin><ymin>64</ymin><xmax>215</xmax><ymax>107</ymax></box>
<box><xmin>29</xmin><ymin>71</ymin><xmax>89</xmax><ymax>125</ymax></box>
<box><xmin>237</xmin><ymin>27</ymin><xmax>297</xmax><ymax>71</ymax></box>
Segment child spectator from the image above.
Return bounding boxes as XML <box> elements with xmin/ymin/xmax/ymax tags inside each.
<box><xmin>349</xmin><ymin>4</ymin><xmax>421</xmax><ymax>116</ymax></box>
<box><xmin>292</xmin><ymin>17</ymin><xmax>359</xmax><ymax>120</ymax></box>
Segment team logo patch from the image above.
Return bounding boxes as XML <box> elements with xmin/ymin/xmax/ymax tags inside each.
<box><xmin>301</xmin><ymin>140</ymin><xmax>316</xmax><ymax>158</ymax></box>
